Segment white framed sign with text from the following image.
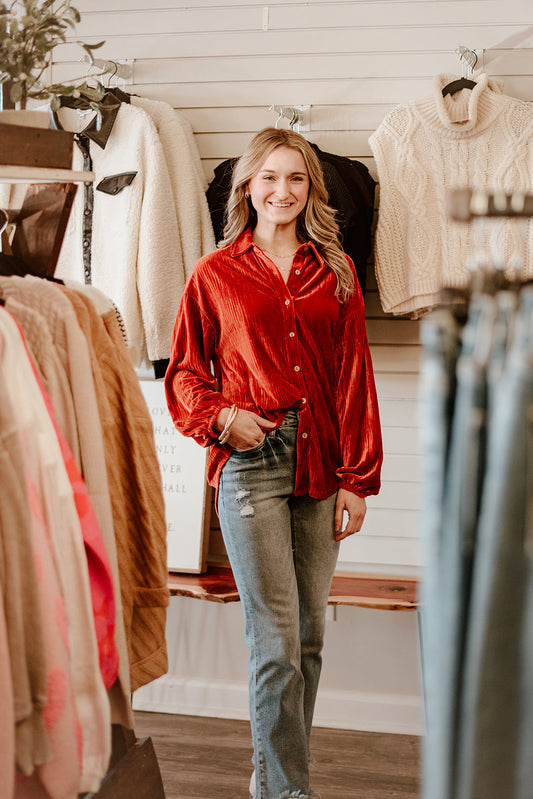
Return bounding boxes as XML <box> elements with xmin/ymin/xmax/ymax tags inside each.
<box><xmin>140</xmin><ymin>379</ymin><xmax>210</xmax><ymax>573</ymax></box>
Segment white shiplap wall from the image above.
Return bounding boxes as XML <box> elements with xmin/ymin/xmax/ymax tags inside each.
<box><xmin>58</xmin><ymin>0</ymin><xmax>533</xmax><ymax>733</ymax></box>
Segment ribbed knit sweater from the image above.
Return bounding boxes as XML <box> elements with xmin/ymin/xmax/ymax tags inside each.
<box><xmin>369</xmin><ymin>72</ymin><xmax>533</xmax><ymax>316</ymax></box>
<box><xmin>63</xmin><ymin>287</ymin><xmax>169</xmax><ymax>693</ymax></box>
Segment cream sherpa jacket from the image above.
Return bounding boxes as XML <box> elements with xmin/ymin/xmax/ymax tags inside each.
<box><xmin>369</xmin><ymin>72</ymin><xmax>533</xmax><ymax>317</ymax></box>
<box><xmin>55</xmin><ymin>102</ymin><xmax>185</xmax><ymax>367</ymax></box>
<box><xmin>132</xmin><ymin>97</ymin><xmax>215</xmax><ymax>278</ymax></box>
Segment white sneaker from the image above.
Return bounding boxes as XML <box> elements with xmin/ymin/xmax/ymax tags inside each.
<box><xmin>249</xmin><ymin>768</ymin><xmax>321</xmax><ymax>798</ymax></box>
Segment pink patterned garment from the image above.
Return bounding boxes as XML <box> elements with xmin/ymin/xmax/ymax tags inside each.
<box><xmin>15</xmin><ymin>475</ymin><xmax>82</xmax><ymax>799</ymax></box>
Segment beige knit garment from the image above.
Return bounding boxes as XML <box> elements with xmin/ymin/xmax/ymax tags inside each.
<box><xmin>3</xmin><ymin>297</ymin><xmax>81</xmax><ymax>468</ymax></box>
<box><xmin>63</xmin><ymin>287</ymin><xmax>169</xmax><ymax>693</ymax></box>
<box><xmin>369</xmin><ymin>72</ymin><xmax>533</xmax><ymax>317</ymax></box>
<box><xmin>0</xmin><ymin>359</ymin><xmax>49</xmax><ymax>776</ymax></box>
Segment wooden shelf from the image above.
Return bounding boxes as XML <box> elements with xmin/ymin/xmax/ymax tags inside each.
<box><xmin>168</xmin><ymin>564</ymin><xmax>419</xmax><ymax>611</ymax></box>
<box><xmin>0</xmin><ymin>165</ymin><xmax>94</xmax><ymax>183</ymax></box>
<box><xmin>168</xmin><ymin>565</ymin><xmax>240</xmax><ymax>603</ymax></box>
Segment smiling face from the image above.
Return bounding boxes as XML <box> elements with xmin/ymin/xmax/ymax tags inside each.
<box><xmin>246</xmin><ymin>145</ymin><xmax>310</xmax><ymax>235</ymax></box>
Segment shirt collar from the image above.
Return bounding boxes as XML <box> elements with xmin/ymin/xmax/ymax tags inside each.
<box><xmin>50</xmin><ymin>92</ymin><xmax>121</xmax><ymax>149</ymax></box>
<box><xmin>231</xmin><ymin>227</ymin><xmax>327</xmax><ymax>267</ymax></box>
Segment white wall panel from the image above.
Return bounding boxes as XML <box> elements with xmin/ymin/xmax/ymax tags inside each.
<box><xmin>74</xmin><ymin>1</ymin><xmax>533</xmax><ymax>35</ymax></box>
<box><xmin>57</xmin><ymin>26</ymin><xmax>533</xmax><ymax>62</ymax></box>
<box><xmin>382</xmin><ymin>426</ymin><xmax>421</xmax><ymax>455</ymax></box>
<box><xmin>371</xmin><ymin>345</ymin><xmax>421</xmax><ymax>373</ymax></box>
<box><xmin>379</xmin><ymin>399</ymin><xmax>419</xmax><ymax>428</ymax></box>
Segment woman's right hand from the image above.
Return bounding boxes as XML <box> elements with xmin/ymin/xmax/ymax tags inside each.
<box><xmin>216</xmin><ymin>407</ymin><xmax>277</xmax><ymax>450</ymax></box>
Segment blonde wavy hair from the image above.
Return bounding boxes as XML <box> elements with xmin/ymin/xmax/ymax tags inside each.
<box><xmin>220</xmin><ymin>127</ymin><xmax>355</xmax><ymax>301</ymax></box>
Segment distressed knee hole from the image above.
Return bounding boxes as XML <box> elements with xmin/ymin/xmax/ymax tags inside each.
<box><xmin>234</xmin><ymin>488</ymin><xmax>255</xmax><ymax>517</ymax></box>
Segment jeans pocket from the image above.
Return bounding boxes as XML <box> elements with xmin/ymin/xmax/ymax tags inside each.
<box><xmin>231</xmin><ymin>435</ymin><xmax>267</xmax><ymax>457</ymax></box>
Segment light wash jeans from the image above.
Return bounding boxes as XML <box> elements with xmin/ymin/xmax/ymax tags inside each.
<box><xmin>456</xmin><ymin>286</ymin><xmax>533</xmax><ymax>799</ymax></box>
<box><xmin>218</xmin><ymin>410</ymin><xmax>338</xmax><ymax>799</ymax></box>
<box><xmin>418</xmin><ymin>307</ymin><xmax>462</xmax><ymax>799</ymax></box>
<box><xmin>420</xmin><ymin>296</ymin><xmax>496</xmax><ymax>799</ymax></box>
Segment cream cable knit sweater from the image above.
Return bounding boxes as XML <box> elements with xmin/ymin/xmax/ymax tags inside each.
<box><xmin>369</xmin><ymin>72</ymin><xmax>533</xmax><ymax>316</ymax></box>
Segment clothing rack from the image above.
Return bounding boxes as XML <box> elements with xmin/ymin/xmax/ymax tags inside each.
<box><xmin>268</xmin><ymin>103</ymin><xmax>310</xmax><ymax>132</ymax></box>
<box><xmin>446</xmin><ymin>188</ymin><xmax>533</xmax><ymax>220</ymax></box>
<box><xmin>1</xmin><ymin>166</ymin><xmax>166</xmax><ymax>798</ymax></box>
<box><xmin>420</xmin><ymin>183</ymin><xmax>533</xmax><ymax>799</ymax></box>
<box><xmin>81</xmin><ymin>55</ymin><xmax>134</xmax><ymax>85</ymax></box>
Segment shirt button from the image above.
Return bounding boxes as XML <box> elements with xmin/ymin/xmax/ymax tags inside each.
<box><xmin>289</xmin><ymin>331</ymin><xmax>295</xmax><ymax>338</ymax></box>
<box><xmin>301</xmin><ymin>432</ymin><xmax>308</xmax><ymax>439</ymax></box>
<box><xmin>83</xmin><ymin>239</ymin><xmax>90</xmax><ymax>248</ymax></box>
<box><xmin>301</xmin><ymin>398</ymin><xmax>307</xmax><ymax>403</ymax></box>
<box><xmin>294</xmin><ymin>365</ymin><xmax>300</xmax><ymax>372</ymax></box>
<box><xmin>295</xmin><ymin>269</ymin><xmax>301</xmax><ymax>275</ymax></box>
<box><xmin>284</xmin><ymin>299</ymin><xmax>290</xmax><ymax>306</ymax></box>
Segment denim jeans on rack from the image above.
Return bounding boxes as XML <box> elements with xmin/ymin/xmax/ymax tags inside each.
<box><xmin>218</xmin><ymin>410</ymin><xmax>338</xmax><ymax>799</ymax></box>
<box><xmin>418</xmin><ymin>307</ymin><xmax>462</xmax><ymax>799</ymax></box>
<box><xmin>418</xmin><ymin>307</ymin><xmax>461</xmax><ymax>718</ymax></box>
<box><xmin>456</xmin><ymin>286</ymin><xmax>533</xmax><ymax>799</ymax></box>
<box><xmin>486</xmin><ymin>289</ymin><xmax>518</xmax><ymax>422</ymax></box>
<box><xmin>419</xmin><ymin>296</ymin><xmax>494</xmax><ymax>799</ymax></box>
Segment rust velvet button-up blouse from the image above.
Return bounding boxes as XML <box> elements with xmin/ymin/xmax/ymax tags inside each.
<box><xmin>165</xmin><ymin>228</ymin><xmax>382</xmax><ymax>501</ymax></box>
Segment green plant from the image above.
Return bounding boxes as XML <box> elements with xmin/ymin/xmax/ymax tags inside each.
<box><xmin>0</xmin><ymin>0</ymin><xmax>106</xmax><ymax>110</ymax></box>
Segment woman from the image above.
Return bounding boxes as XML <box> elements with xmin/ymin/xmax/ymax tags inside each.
<box><xmin>165</xmin><ymin>127</ymin><xmax>382</xmax><ymax>799</ymax></box>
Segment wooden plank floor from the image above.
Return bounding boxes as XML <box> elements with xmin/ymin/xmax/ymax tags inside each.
<box><xmin>134</xmin><ymin>711</ymin><xmax>420</xmax><ymax>799</ymax></box>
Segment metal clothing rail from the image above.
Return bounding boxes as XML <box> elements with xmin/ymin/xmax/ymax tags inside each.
<box><xmin>81</xmin><ymin>55</ymin><xmax>134</xmax><ymax>84</ymax></box>
<box><xmin>267</xmin><ymin>104</ymin><xmax>310</xmax><ymax>132</ymax></box>
<box><xmin>446</xmin><ymin>188</ymin><xmax>533</xmax><ymax>221</ymax></box>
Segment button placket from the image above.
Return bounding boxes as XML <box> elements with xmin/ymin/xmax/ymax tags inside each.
<box><xmin>283</xmin><ymin>294</ymin><xmax>300</xmax><ymax>375</ymax></box>
<box><xmin>283</xmin><ymin>287</ymin><xmax>310</xmax><ymax>442</ymax></box>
